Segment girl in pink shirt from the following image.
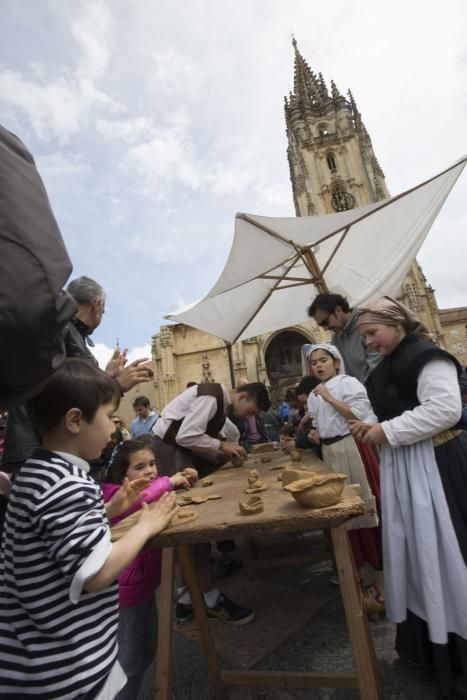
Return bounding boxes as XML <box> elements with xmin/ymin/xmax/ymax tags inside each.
<box><xmin>102</xmin><ymin>439</ymin><xmax>197</xmax><ymax>699</ymax></box>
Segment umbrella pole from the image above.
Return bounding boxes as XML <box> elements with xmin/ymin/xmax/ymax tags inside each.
<box><xmin>302</xmin><ymin>249</ymin><xmax>329</xmax><ymax>294</ymax></box>
<box><xmin>226</xmin><ymin>342</ymin><xmax>236</xmax><ymax>388</ymax></box>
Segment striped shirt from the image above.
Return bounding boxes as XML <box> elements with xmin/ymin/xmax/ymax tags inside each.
<box><xmin>0</xmin><ymin>450</ymin><xmax>120</xmax><ymax>698</ymax></box>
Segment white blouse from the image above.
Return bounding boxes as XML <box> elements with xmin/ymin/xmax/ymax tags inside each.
<box><xmin>307</xmin><ymin>374</ymin><xmax>377</xmax><ymax>439</ymax></box>
<box><xmin>382</xmin><ymin>358</ymin><xmax>462</xmax><ymax>447</ymax></box>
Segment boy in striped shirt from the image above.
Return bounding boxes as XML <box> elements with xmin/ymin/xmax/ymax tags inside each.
<box><xmin>0</xmin><ymin>358</ymin><xmax>177</xmax><ymax>698</ymax></box>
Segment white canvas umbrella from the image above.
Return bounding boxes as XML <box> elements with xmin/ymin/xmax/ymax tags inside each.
<box><xmin>167</xmin><ymin>156</ymin><xmax>466</xmax><ymax>346</ymax></box>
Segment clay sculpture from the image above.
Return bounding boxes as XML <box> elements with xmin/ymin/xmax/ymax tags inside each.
<box><xmin>245</xmin><ymin>469</ymin><xmax>268</xmax><ymax>494</ymax></box>
<box><xmin>284</xmin><ymin>472</ymin><xmax>347</xmax><ymax>509</ymax></box>
<box><xmin>239</xmin><ymin>495</ymin><xmax>264</xmax><ymax>515</ymax></box>
<box><xmin>202</xmin><ymin>478</ymin><xmax>213</xmax><ymax>487</ymax></box>
<box><xmin>289</xmin><ymin>449</ymin><xmax>302</xmax><ymax>462</ymax></box>
<box><xmin>169</xmin><ymin>509</ymin><xmax>199</xmax><ymax>526</ymax></box>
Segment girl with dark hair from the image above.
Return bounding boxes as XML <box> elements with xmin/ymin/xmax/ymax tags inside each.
<box><xmin>102</xmin><ymin>440</ymin><xmax>197</xmax><ymax>700</ymax></box>
<box><xmin>355</xmin><ymin>297</ymin><xmax>467</xmax><ymax>698</ymax></box>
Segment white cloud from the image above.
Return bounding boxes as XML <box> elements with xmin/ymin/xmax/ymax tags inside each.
<box><xmin>0</xmin><ymin>1</ymin><xmax>120</xmax><ymax>141</ymax></box>
<box><xmin>91</xmin><ymin>342</ymin><xmax>114</xmax><ymax>369</ymax></box>
<box><xmin>91</xmin><ymin>343</ymin><xmax>152</xmax><ymax>370</ymax></box>
<box><xmin>96</xmin><ymin>116</ymin><xmax>154</xmax><ymax>142</ymax></box>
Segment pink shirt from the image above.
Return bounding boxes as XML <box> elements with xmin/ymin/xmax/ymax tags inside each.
<box><xmin>102</xmin><ymin>477</ymin><xmax>173</xmax><ymax>608</ymax></box>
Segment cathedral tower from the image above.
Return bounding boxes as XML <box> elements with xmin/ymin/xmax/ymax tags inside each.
<box><xmin>284</xmin><ymin>39</ymin><xmax>443</xmax><ymax>340</ymax></box>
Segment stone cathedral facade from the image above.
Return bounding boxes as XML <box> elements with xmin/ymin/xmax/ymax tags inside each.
<box><xmin>120</xmin><ymin>43</ymin><xmax>466</xmax><ymax>420</ymax></box>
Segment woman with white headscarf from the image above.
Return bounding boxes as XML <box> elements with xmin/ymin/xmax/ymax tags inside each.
<box><xmin>356</xmin><ymin>297</ymin><xmax>467</xmax><ymax>698</ymax></box>
<box><xmin>306</xmin><ymin>343</ymin><xmax>383</xmax><ymax>614</ymax></box>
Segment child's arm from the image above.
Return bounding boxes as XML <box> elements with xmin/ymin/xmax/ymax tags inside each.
<box><xmin>313</xmin><ymin>384</ymin><xmax>357</xmax><ymax>420</ymax></box>
<box><xmin>105</xmin><ymin>476</ymin><xmax>175</xmax><ymax>524</ymax></box>
<box><xmin>84</xmin><ymin>492</ymin><xmax>177</xmax><ymax>593</ymax></box>
<box><xmin>105</xmin><ymin>476</ymin><xmax>151</xmax><ymax>520</ymax></box>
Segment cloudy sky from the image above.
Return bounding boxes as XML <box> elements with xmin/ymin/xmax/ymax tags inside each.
<box><xmin>2</xmin><ymin>0</ymin><xmax>466</xmax><ymax>366</ymax></box>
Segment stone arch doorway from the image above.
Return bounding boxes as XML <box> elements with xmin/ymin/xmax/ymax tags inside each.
<box><xmin>264</xmin><ymin>329</ymin><xmax>311</xmax><ymax>404</ymax></box>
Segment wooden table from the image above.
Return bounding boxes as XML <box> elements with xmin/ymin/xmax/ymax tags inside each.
<box><xmin>113</xmin><ymin>452</ymin><xmax>383</xmax><ymax>699</ymax></box>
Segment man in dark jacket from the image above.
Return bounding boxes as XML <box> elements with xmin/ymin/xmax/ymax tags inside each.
<box><xmin>2</xmin><ymin>276</ymin><xmax>153</xmax><ymax>474</ymax></box>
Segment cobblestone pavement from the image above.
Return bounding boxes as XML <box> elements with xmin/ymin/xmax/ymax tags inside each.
<box><xmin>139</xmin><ymin>540</ymin><xmax>444</xmax><ymax>700</ymax></box>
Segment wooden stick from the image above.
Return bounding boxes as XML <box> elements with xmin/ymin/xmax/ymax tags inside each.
<box><xmin>155</xmin><ymin>547</ymin><xmax>175</xmax><ymax>700</ymax></box>
<box><xmin>330</xmin><ymin>525</ymin><xmax>383</xmax><ymax>699</ymax></box>
<box><xmin>220</xmin><ymin>669</ymin><xmax>358</xmax><ymax>688</ymax></box>
<box><xmin>177</xmin><ymin>544</ymin><xmax>226</xmax><ymax>699</ymax></box>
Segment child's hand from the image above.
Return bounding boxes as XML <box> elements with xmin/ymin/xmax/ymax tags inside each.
<box><xmin>361</xmin><ymin>424</ymin><xmax>387</xmax><ymax>446</ymax></box>
<box><xmin>138</xmin><ymin>492</ymin><xmax>178</xmax><ymax>538</ymax></box>
<box><xmin>170</xmin><ymin>473</ymin><xmax>191</xmax><ymax>490</ymax></box>
<box><xmin>313</xmin><ymin>384</ymin><xmax>333</xmax><ymax>402</ymax></box>
<box><xmin>181</xmin><ymin>467</ymin><xmax>198</xmax><ymax>485</ymax></box>
<box><xmin>106</xmin><ymin>476</ymin><xmax>150</xmax><ymax>519</ymax></box>
<box><xmin>307</xmin><ymin>429</ymin><xmax>321</xmax><ymax>445</ymax></box>
<box><xmin>349</xmin><ymin>420</ymin><xmax>373</xmax><ymax>441</ymax></box>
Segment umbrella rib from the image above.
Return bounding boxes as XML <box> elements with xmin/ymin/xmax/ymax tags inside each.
<box><xmin>230</xmin><ymin>253</ymin><xmax>300</xmax><ymax>344</ymax></box>
<box><xmin>274</xmin><ymin>280</ymin><xmax>314</xmax><ymax>290</ymax></box>
<box><xmin>303</xmin><ymin>156</ymin><xmax>467</xmax><ymax>249</ymax></box>
<box><xmin>237</xmin><ymin>213</ymin><xmax>296</xmax><ymax>246</ymax></box>
<box><xmin>260</xmin><ymin>274</ymin><xmax>311</xmax><ymax>282</ymax></box>
<box><xmin>320</xmin><ymin>225</ymin><xmax>351</xmax><ymax>276</ymax></box>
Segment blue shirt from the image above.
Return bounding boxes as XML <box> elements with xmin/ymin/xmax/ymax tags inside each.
<box><xmin>130</xmin><ymin>411</ymin><xmax>158</xmax><ymax>438</ymax></box>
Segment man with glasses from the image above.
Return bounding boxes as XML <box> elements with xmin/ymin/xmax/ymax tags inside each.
<box><xmin>308</xmin><ymin>293</ymin><xmax>380</xmax><ymax>382</ymax></box>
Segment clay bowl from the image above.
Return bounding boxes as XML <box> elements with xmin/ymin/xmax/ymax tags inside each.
<box><xmin>281</xmin><ymin>467</ymin><xmax>316</xmax><ymax>487</ymax></box>
<box><xmin>284</xmin><ymin>472</ymin><xmax>347</xmax><ymax>509</ymax></box>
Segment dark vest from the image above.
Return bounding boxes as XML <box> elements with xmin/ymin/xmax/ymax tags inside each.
<box><xmin>162</xmin><ymin>383</ymin><xmax>227</xmax><ymax>447</ymax></box>
<box><xmin>365</xmin><ymin>334</ymin><xmax>461</xmax><ymax>422</ymax></box>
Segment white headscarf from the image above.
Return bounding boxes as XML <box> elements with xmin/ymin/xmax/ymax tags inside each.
<box><xmin>306</xmin><ymin>342</ymin><xmax>347</xmax><ymax>375</ymax></box>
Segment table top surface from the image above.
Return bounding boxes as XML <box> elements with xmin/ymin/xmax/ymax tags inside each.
<box><xmin>111</xmin><ymin>448</ymin><xmax>364</xmax><ymax>547</ymax></box>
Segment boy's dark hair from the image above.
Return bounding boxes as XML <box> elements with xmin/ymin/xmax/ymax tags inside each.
<box><xmin>186</xmin><ymin>381</ymin><xmax>197</xmax><ymax>388</ymax></box>
<box><xmin>106</xmin><ymin>438</ymin><xmax>156</xmax><ymax>485</ymax></box>
<box><xmin>132</xmin><ymin>395</ymin><xmax>150</xmax><ymax>408</ymax></box>
<box><xmin>296</xmin><ymin>376</ymin><xmax>320</xmax><ymax>397</ymax></box>
<box><xmin>308</xmin><ymin>293</ymin><xmax>350</xmax><ymax>317</ymax></box>
<box><xmin>27</xmin><ymin>358</ymin><xmax>121</xmax><ymax>438</ymax></box>
<box><xmin>284</xmin><ymin>388</ymin><xmax>297</xmax><ymax>402</ymax></box>
<box><xmin>236</xmin><ymin>382</ymin><xmax>271</xmax><ymax>412</ymax></box>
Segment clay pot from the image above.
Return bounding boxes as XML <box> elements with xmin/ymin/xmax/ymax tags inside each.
<box><xmin>284</xmin><ymin>472</ymin><xmax>347</xmax><ymax>509</ymax></box>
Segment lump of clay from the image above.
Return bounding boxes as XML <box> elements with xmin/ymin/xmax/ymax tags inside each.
<box><xmin>239</xmin><ymin>495</ymin><xmax>264</xmax><ymax>515</ymax></box>
<box><xmin>231</xmin><ymin>454</ymin><xmax>246</xmax><ymax>467</ymax></box>
<box><xmin>190</xmin><ymin>495</ymin><xmax>208</xmax><ymax>504</ymax></box>
<box><xmin>260</xmin><ymin>455</ymin><xmax>272</xmax><ymax>463</ymax></box>
<box><xmin>284</xmin><ymin>472</ymin><xmax>347</xmax><ymax>509</ymax></box>
<box><xmin>245</xmin><ymin>469</ymin><xmax>268</xmax><ymax>494</ymax></box>
<box><xmin>202</xmin><ymin>478</ymin><xmax>213</xmax><ymax>487</ymax></box>
<box><xmin>289</xmin><ymin>449</ymin><xmax>301</xmax><ymax>462</ymax></box>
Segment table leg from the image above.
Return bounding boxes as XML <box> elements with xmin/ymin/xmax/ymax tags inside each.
<box><xmin>177</xmin><ymin>544</ymin><xmax>226</xmax><ymax>700</ymax></box>
<box><xmin>330</xmin><ymin>524</ymin><xmax>383</xmax><ymax>700</ymax></box>
<box><xmin>155</xmin><ymin>547</ymin><xmax>175</xmax><ymax>700</ymax></box>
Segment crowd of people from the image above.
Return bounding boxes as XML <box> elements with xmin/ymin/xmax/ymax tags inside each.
<box><xmin>1</xmin><ymin>277</ymin><xmax>467</xmax><ymax>699</ymax></box>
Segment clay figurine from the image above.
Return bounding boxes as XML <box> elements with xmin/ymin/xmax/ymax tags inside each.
<box><xmin>245</xmin><ymin>469</ymin><xmax>268</xmax><ymax>494</ymax></box>
<box><xmin>202</xmin><ymin>478</ymin><xmax>213</xmax><ymax>487</ymax></box>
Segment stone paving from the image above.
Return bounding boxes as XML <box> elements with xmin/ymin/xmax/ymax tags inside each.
<box><xmin>140</xmin><ymin>540</ymin><xmax>443</xmax><ymax>700</ymax></box>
